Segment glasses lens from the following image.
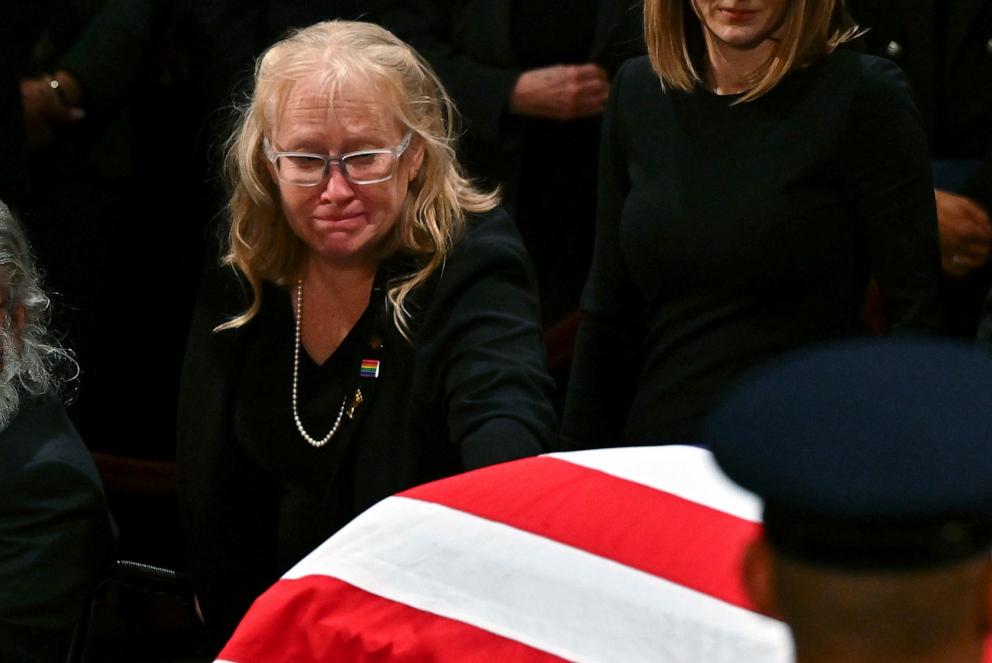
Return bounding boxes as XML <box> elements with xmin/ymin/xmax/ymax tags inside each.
<box><xmin>343</xmin><ymin>151</ymin><xmax>396</xmax><ymax>184</ymax></box>
<box><xmin>276</xmin><ymin>155</ymin><xmax>327</xmax><ymax>186</ymax></box>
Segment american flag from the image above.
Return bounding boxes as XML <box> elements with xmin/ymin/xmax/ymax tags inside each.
<box><xmin>215</xmin><ymin>445</ymin><xmax>956</xmax><ymax>662</ymax></box>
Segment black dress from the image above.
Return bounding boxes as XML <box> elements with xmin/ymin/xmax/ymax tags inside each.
<box><xmin>177</xmin><ymin>209</ymin><xmax>557</xmax><ymax>647</ymax></box>
<box><xmin>561</xmin><ymin>50</ymin><xmax>943</xmax><ymax>448</ymax></box>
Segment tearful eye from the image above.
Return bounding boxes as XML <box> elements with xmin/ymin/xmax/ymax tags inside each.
<box><xmin>343</xmin><ymin>152</ymin><xmax>396</xmax><ymax>182</ymax></box>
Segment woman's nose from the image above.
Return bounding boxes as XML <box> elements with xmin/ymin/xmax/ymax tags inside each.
<box><xmin>319</xmin><ymin>163</ymin><xmax>355</xmax><ymax>202</ymax></box>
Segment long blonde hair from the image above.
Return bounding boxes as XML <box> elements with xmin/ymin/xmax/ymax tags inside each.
<box><xmin>219</xmin><ymin>20</ymin><xmax>499</xmax><ymax>338</ymax></box>
<box><xmin>644</xmin><ymin>0</ymin><xmax>860</xmax><ymax>102</ymax></box>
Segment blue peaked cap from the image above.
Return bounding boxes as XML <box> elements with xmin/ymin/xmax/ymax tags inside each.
<box><xmin>705</xmin><ymin>338</ymin><xmax>992</xmax><ymax>568</ymax></box>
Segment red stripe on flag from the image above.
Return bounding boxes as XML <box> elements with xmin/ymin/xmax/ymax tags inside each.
<box><xmin>399</xmin><ymin>456</ymin><xmax>761</xmax><ymax>610</ymax></box>
<box><xmin>219</xmin><ymin>575</ymin><xmax>566</xmax><ymax>663</ymax></box>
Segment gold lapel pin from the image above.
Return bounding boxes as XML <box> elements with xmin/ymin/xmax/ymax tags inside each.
<box><xmin>346</xmin><ymin>388</ymin><xmax>364</xmax><ymax>419</ymax></box>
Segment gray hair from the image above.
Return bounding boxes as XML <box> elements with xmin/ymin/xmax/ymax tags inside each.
<box><xmin>0</xmin><ymin>202</ymin><xmax>77</xmax><ymax>427</ymax></box>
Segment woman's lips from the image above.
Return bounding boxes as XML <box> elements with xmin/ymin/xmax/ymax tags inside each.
<box><xmin>314</xmin><ymin>213</ymin><xmax>364</xmax><ymax>228</ymax></box>
<box><xmin>316</xmin><ymin>211</ymin><xmax>364</xmax><ymax>221</ymax></box>
<box><xmin>719</xmin><ymin>7</ymin><xmax>759</xmax><ymax>19</ymax></box>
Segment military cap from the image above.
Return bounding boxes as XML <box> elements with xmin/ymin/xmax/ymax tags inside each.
<box><xmin>705</xmin><ymin>338</ymin><xmax>992</xmax><ymax>569</ymax></box>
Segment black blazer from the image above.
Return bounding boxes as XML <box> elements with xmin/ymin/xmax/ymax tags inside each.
<box><xmin>382</xmin><ymin>0</ymin><xmax>644</xmax><ymax>205</ymax></box>
<box><xmin>176</xmin><ymin>209</ymin><xmax>557</xmax><ymax>646</ymax></box>
<box><xmin>0</xmin><ymin>393</ymin><xmax>115</xmax><ymax>662</ymax></box>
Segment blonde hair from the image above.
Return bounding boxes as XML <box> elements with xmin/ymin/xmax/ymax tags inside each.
<box><xmin>644</xmin><ymin>0</ymin><xmax>860</xmax><ymax>102</ymax></box>
<box><xmin>219</xmin><ymin>20</ymin><xmax>499</xmax><ymax>337</ymax></box>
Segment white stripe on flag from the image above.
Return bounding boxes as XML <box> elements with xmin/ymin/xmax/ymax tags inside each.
<box><xmin>285</xmin><ymin>495</ymin><xmax>791</xmax><ymax>663</ymax></box>
<box><xmin>547</xmin><ymin>446</ymin><xmax>763</xmax><ymax>522</ymax></box>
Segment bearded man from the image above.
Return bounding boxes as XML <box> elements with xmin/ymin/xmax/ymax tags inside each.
<box><xmin>0</xmin><ymin>201</ymin><xmax>115</xmax><ymax>661</ymax></box>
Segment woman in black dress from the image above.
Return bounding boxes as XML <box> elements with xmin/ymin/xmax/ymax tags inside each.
<box><xmin>562</xmin><ymin>0</ymin><xmax>943</xmax><ymax>448</ymax></box>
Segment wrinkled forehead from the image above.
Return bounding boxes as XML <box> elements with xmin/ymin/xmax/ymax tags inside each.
<box><xmin>264</xmin><ymin>71</ymin><xmax>403</xmax><ymax>136</ymax></box>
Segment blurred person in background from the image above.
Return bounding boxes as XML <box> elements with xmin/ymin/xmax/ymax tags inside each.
<box><xmin>846</xmin><ymin>0</ymin><xmax>992</xmax><ymax>338</ymax></box>
<box><xmin>383</xmin><ymin>1</ymin><xmax>644</xmax><ymax>326</ymax></box>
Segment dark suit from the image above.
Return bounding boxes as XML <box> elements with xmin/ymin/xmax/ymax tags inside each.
<box><xmin>383</xmin><ymin>0</ymin><xmax>643</xmax><ymax>207</ymax></box>
<box><xmin>382</xmin><ymin>2</ymin><xmax>643</xmax><ymax>323</ymax></box>
<box><xmin>0</xmin><ymin>393</ymin><xmax>115</xmax><ymax>662</ymax></box>
<box><xmin>177</xmin><ymin>210</ymin><xmax>556</xmax><ymax>647</ymax></box>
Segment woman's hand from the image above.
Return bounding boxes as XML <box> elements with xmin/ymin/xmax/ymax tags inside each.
<box><xmin>935</xmin><ymin>189</ymin><xmax>992</xmax><ymax>277</ymax></box>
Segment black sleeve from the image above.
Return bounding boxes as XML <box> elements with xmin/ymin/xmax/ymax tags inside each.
<box><xmin>0</xmin><ymin>460</ymin><xmax>114</xmax><ymax>662</ymax></box>
<box><xmin>980</xmin><ymin>285</ymin><xmax>992</xmax><ymax>346</ymax></box>
<box><xmin>962</xmin><ymin>149</ymin><xmax>992</xmax><ymax>213</ymax></box>
<box><xmin>560</xmin><ymin>62</ymin><xmax>645</xmax><ymax>451</ymax></box>
<box><xmin>841</xmin><ymin>57</ymin><xmax>945</xmax><ymax>333</ymax></box>
<box><xmin>415</xmin><ymin>210</ymin><xmax>556</xmax><ymax>469</ymax></box>
<box><xmin>380</xmin><ymin>0</ymin><xmax>522</xmax><ymax>151</ymax></box>
<box><xmin>57</xmin><ymin>0</ymin><xmax>157</xmax><ymax>115</ymax></box>
<box><xmin>0</xmin><ymin>5</ymin><xmax>57</xmax><ymax>204</ymax></box>
<box><xmin>176</xmin><ymin>268</ymin><xmax>279</xmax><ymax>649</ymax></box>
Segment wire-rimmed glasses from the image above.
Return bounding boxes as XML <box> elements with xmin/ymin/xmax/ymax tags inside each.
<box><xmin>263</xmin><ymin>132</ymin><xmax>413</xmax><ymax>186</ymax></box>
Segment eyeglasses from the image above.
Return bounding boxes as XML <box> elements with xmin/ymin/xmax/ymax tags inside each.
<box><xmin>263</xmin><ymin>132</ymin><xmax>413</xmax><ymax>186</ymax></box>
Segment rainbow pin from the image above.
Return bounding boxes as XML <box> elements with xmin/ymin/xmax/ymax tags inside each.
<box><xmin>360</xmin><ymin>359</ymin><xmax>380</xmax><ymax>379</ymax></box>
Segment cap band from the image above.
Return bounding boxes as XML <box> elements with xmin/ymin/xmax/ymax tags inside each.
<box><xmin>763</xmin><ymin>503</ymin><xmax>992</xmax><ymax>570</ymax></box>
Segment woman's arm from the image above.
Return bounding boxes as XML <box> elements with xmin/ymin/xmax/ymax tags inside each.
<box><xmin>841</xmin><ymin>56</ymin><xmax>945</xmax><ymax>334</ymax></box>
<box><xmin>176</xmin><ymin>267</ymin><xmax>279</xmax><ymax>648</ymax></box>
<box><xmin>415</xmin><ymin>209</ymin><xmax>557</xmax><ymax>470</ymax></box>
<box><xmin>560</xmin><ymin>61</ymin><xmax>646</xmax><ymax>451</ymax></box>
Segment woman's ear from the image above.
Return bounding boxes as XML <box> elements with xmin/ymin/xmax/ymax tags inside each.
<box><xmin>408</xmin><ymin>134</ymin><xmax>425</xmax><ymax>182</ymax></box>
<box><xmin>743</xmin><ymin>537</ymin><xmax>781</xmax><ymax>619</ymax></box>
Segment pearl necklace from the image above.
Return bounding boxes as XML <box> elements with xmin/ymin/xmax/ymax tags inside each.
<box><xmin>292</xmin><ymin>280</ymin><xmax>347</xmax><ymax>448</ymax></box>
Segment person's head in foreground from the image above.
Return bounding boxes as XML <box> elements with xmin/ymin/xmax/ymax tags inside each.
<box><xmin>0</xmin><ymin>201</ymin><xmax>73</xmax><ymax>428</ymax></box>
<box><xmin>706</xmin><ymin>339</ymin><xmax>992</xmax><ymax>663</ymax></box>
<box><xmin>222</xmin><ymin>19</ymin><xmax>497</xmax><ymax>335</ymax></box>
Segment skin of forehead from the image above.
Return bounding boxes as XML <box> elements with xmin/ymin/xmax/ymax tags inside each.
<box><xmin>273</xmin><ymin>77</ymin><xmax>404</xmax><ymax>147</ymax></box>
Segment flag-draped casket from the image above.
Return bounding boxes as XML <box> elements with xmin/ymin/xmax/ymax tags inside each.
<box><xmin>217</xmin><ymin>446</ymin><xmax>793</xmax><ymax>662</ymax></box>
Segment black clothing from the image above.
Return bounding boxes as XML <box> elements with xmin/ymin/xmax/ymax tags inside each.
<box><xmin>0</xmin><ymin>393</ymin><xmax>115</xmax><ymax>662</ymax></box>
<box><xmin>847</xmin><ymin>0</ymin><xmax>992</xmax><ymax>336</ymax></box>
<box><xmin>980</xmin><ymin>288</ymin><xmax>992</xmax><ymax>345</ymax></box>
<box><xmin>383</xmin><ymin>0</ymin><xmax>642</xmax><ymax>202</ymax></box>
<box><xmin>561</xmin><ymin>51</ymin><xmax>943</xmax><ymax>448</ymax></box>
<box><xmin>234</xmin><ymin>268</ymin><xmax>391</xmax><ymax>572</ymax></box>
<box><xmin>510</xmin><ymin>2</ymin><xmax>598</xmax><ymax>68</ymax></box>
<box><xmin>177</xmin><ymin>209</ymin><xmax>556</xmax><ymax>646</ymax></box>
<box><xmin>847</xmin><ymin>0</ymin><xmax>992</xmax><ymax>206</ymax></box>
<box><xmin>383</xmin><ymin>1</ymin><xmax>643</xmax><ymax>323</ymax></box>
